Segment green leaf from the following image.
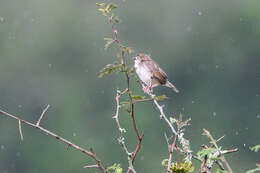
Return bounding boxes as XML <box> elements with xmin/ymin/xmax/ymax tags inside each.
<box><xmin>154</xmin><ymin>94</ymin><xmax>168</xmax><ymax>101</ymax></box>
<box><xmin>96</xmin><ymin>2</ymin><xmax>105</xmax><ymax>7</ymax></box>
<box><xmin>250</xmin><ymin>145</ymin><xmax>260</xmax><ymax>152</ymax></box>
<box><xmin>107</xmin><ymin>163</ymin><xmax>123</xmax><ymax>173</ymax></box>
<box><xmin>98</xmin><ymin>8</ymin><xmax>108</xmax><ymax>16</ymax></box>
<box><xmin>131</xmin><ymin>95</ymin><xmax>145</xmax><ymax>100</ymax></box>
<box><xmin>246</xmin><ymin>167</ymin><xmax>260</xmax><ymax>173</ymax></box>
<box><xmin>98</xmin><ymin>62</ymin><xmax>122</xmax><ymax>78</ymax></box>
<box><xmin>105</xmin><ymin>3</ymin><xmax>117</xmax><ymax>13</ymax></box>
<box><xmin>120</xmin><ymin>45</ymin><xmax>134</xmax><ymax>54</ymax></box>
<box><xmin>197</xmin><ymin>148</ymin><xmax>218</xmax><ymax>160</ymax></box>
<box><xmin>120</xmin><ymin>101</ymin><xmax>131</xmax><ymax>113</ymax></box>
<box><xmin>170</xmin><ymin>117</ymin><xmax>177</xmax><ymax>124</ymax></box>
<box><xmin>104</xmin><ymin>37</ymin><xmax>114</xmax><ymax>50</ymax></box>
<box><xmin>113</xmin><ymin>17</ymin><xmax>120</xmax><ymax>24</ymax></box>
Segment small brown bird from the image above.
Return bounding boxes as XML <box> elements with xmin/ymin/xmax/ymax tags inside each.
<box><xmin>134</xmin><ymin>53</ymin><xmax>179</xmax><ymax>93</ymax></box>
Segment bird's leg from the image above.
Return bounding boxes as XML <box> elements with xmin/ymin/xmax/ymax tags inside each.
<box><xmin>151</xmin><ymin>83</ymin><xmax>159</xmax><ymax>89</ymax></box>
<box><xmin>142</xmin><ymin>86</ymin><xmax>151</xmax><ymax>93</ymax></box>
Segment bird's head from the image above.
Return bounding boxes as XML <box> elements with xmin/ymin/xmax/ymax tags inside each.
<box><xmin>133</xmin><ymin>53</ymin><xmax>151</xmax><ymax>64</ymax></box>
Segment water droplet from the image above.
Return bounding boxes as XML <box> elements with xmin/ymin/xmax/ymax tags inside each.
<box><xmin>191</xmin><ymin>101</ymin><xmax>195</xmax><ymax>104</ymax></box>
<box><xmin>245</xmin><ymin>127</ymin><xmax>248</xmax><ymax>130</ymax></box>
<box><xmin>243</xmin><ymin>143</ymin><xmax>246</xmax><ymax>147</ymax></box>
<box><xmin>213</xmin><ymin>112</ymin><xmax>217</xmax><ymax>117</ymax></box>
<box><xmin>18</xmin><ymin>105</ymin><xmax>22</xmax><ymax>108</ymax></box>
<box><xmin>48</xmin><ymin>64</ymin><xmax>52</xmax><ymax>68</ymax></box>
<box><xmin>140</xmin><ymin>155</ymin><xmax>144</xmax><ymax>160</ymax></box>
<box><xmin>1</xmin><ymin>145</ymin><xmax>5</xmax><ymax>150</ymax></box>
<box><xmin>73</xmin><ymin>133</ymin><xmax>76</xmax><ymax>137</ymax></box>
<box><xmin>198</xmin><ymin>11</ymin><xmax>203</xmax><ymax>16</ymax></box>
<box><xmin>257</xmin><ymin>115</ymin><xmax>260</xmax><ymax>119</ymax></box>
<box><xmin>215</xmin><ymin>65</ymin><xmax>219</xmax><ymax>69</ymax></box>
<box><xmin>16</xmin><ymin>152</ymin><xmax>21</xmax><ymax>157</ymax></box>
<box><xmin>186</xmin><ymin>26</ymin><xmax>192</xmax><ymax>32</ymax></box>
<box><xmin>0</xmin><ymin>17</ymin><xmax>4</xmax><ymax>22</ymax></box>
<box><xmin>235</xmin><ymin>131</ymin><xmax>239</xmax><ymax>135</ymax></box>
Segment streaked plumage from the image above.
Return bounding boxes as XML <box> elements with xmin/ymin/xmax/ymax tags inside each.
<box><xmin>134</xmin><ymin>53</ymin><xmax>179</xmax><ymax>93</ymax></box>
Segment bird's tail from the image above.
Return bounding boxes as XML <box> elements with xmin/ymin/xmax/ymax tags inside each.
<box><xmin>165</xmin><ymin>81</ymin><xmax>179</xmax><ymax>93</ymax></box>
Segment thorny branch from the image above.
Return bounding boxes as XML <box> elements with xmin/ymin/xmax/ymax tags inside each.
<box><xmin>0</xmin><ymin>108</ymin><xmax>107</xmax><ymax>173</ymax></box>
<box><xmin>107</xmin><ymin>14</ymin><xmax>143</xmax><ymax>173</ymax></box>
<box><xmin>140</xmin><ymin>82</ymin><xmax>178</xmax><ymax>136</ymax></box>
<box><xmin>167</xmin><ymin>135</ymin><xmax>177</xmax><ymax>173</ymax></box>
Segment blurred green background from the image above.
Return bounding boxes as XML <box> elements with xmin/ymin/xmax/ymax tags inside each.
<box><xmin>0</xmin><ymin>0</ymin><xmax>259</xmax><ymax>172</ymax></box>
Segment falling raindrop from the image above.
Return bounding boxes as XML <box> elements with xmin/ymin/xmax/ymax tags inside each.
<box><xmin>191</xmin><ymin>101</ymin><xmax>195</xmax><ymax>104</ymax></box>
<box><xmin>198</xmin><ymin>11</ymin><xmax>203</xmax><ymax>16</ymax></box>
<box><xmin>245</xmin><ymin>127</ymin><xmax>248</xmax><ymax>130</ymax></box>
<box><xmin>1</xmin><ymin>145</ymin><xmax>5</xmax><ymax>150</ymax></box>
<box><xmin>0</xmin><ymin>17</ymin><xmax>4</xmax><ymax>22</ymax></box>
<box><xmin>140</xmin><ymin>155</ymin><xmax>144</xmax><ymax>161</ymax></box>
<box><xmin>18</xmin><ymin>105</ymin><xmax>22</xmax><ymax>108</ymax></box>
<box><xmin>186</xmin><ymin>26</ymin><xmax>192</xmax><ymax>32</ymax></box>
<box><xmin>16</xmin><ymin>152</ymin><xmax>21</xmax><ymax>157</ymax></box>
<box><xmin>85</xmin><ymin>69</ymin><xmax>89</xmax><ymax>73</ymax></box>
<box><xmin>257</xmin><ymin>115</ymin><xmax>260</xmax><ymax>119</ymax></box>
<box><xmin>215</xmin><ymin>65</ymin><xmax>219</xmax><ymax>69</ymax></box>
<box><xmin>101</xmin><ymin>90</ymin><xmax>105</xmax><ymax>94</ymax></box>
<box><xmin>73</xmin><ymin>133</ymin><xmax>76</xmax><ymax>137</ymax></box>
<box><xmin>243</xmin><ymin>143</ymin><xmax>246</xmax><ymax>147</ymax></box>
<box><xmin>213</xmin><ymin>112</ymin><xmax>217</xmax><ymax>117</ymax></box>
<box><xmin>235</xmin><ymin>131</ymin><xmax>239</xmax><ymax>135</ymax></box>
<box><xmin>48</xmin><ymin>64</ymin><xmax>52</xmax><ymax>68</ymax></box>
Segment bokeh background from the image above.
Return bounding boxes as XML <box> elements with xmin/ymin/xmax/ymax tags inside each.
<box><xmin>0</xmin><ymin>0</ymin><xmax>259</xmax><ymax>172</ymax></box>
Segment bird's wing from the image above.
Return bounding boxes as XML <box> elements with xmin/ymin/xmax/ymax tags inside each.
<box><xmin>144</xmin><ymin>60</ymin><xmax>168</xmax><ymax>85</ymax></box>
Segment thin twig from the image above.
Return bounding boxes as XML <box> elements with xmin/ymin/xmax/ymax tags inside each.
<box><xmin>132</xmin><ymin>98</ymin><xmax>154</xmax><ymax>104</ymax></box>
<box><xmin>36</xmin><ymin>104</ymin><xmax>50</xmax><ymax>126</ymax></box>
<box><xmin>167</xmin><ymin>136</ymin><xmax>177</xmax><ymax>173</ymax></box>
<box><xmin>83</xmin><ymin>164</ymin><xmax>99</xmax><ymax>168</ymax></box>
<box><xmin>0</xmin><ymin>108</ymin><xmax>107</xmax><ymax>173</ymax></box>
<box><xmin>18</xmin><ymin>120</ymin><xmax>23</xmax><ymax>141</ymax></box>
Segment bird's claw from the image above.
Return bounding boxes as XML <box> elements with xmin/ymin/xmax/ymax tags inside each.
<box><xmin>142</xmin><ymin>86</ymin><xmax>152</xmax><ymax>93</ymax></box>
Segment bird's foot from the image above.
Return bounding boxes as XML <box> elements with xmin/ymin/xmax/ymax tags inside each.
<box><xmin>142</xmin><ymin>86</ymin><xmax>152</xmax><ymax>93</ymax></box>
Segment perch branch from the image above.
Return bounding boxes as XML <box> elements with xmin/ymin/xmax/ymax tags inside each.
<box><xmin>0</xmin><ymin>108</ymin><xmax>107</xmax><ymax>173</ymax></box>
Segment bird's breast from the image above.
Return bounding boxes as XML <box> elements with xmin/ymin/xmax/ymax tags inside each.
<box><xmin>135</xmin><ymin>64</ymin><xmax>153</xmax><ymax>86</ymax></box>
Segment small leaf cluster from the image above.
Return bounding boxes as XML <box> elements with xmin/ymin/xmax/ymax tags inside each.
<box><xmin>197</xmin><ymin>148</ymin><xmax>219</xmax><ymax>161</ymax></box>
<box><xmin>98</xmin><ymin>62</ymin><xmax>123</xmax><ymax>78</ymax></box>
<box><xmin>162</xmin><ymin>160</ymin><xmax>194</xmax><ymax>173</ymax></box>
<box><xmin>106</xmin><ymin>163</ymin><xmax>123</xmax><ymax>173</ymax></box>
<box><xmin>250</xmin><ymin>145</ymin><xmax>260</xmax><ymax>152</ymax></box>
<box><xmin>246</xmin><ymin>144</ymin><xmax>260</xmax><ymax>173</ymax></box>
<box><xmin>96</xmin><ymin>3</ymin><xmax>118</xmax><ymax>20</ymax></box>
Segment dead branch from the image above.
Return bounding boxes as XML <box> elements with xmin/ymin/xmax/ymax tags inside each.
<box><xmin>0</xmin><ymin>108</ymin><xmax>107</xmax><ymax>173</ymax></box>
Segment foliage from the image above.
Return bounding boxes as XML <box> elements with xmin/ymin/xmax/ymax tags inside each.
<box><xmin>246</xmin><ymin>167</ymin><xmax>260</xmax><ymax>173</ymax></box>
<box><xmin>250</xmin><ymin>145</ymin><xmax>260</xmax><ymax>152</ymax></box>
<box><xmin>246</xmin><ymin>144</ymin><xmax>260</xmax><ymax>173</ymax></box>
<box><xmin>162</xmin><ymin>160</ymin><xmax>194</xmax><ymax>173</ymax></box>
<box><xmin>98</xmin><ymin>61</ymin><xmax>123</xmax><ymax>78</ymax></box>
<box><xmin>106</xmin><ymin>164</ymin><xmax>123</xmax><ymax>173</ymax></box>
